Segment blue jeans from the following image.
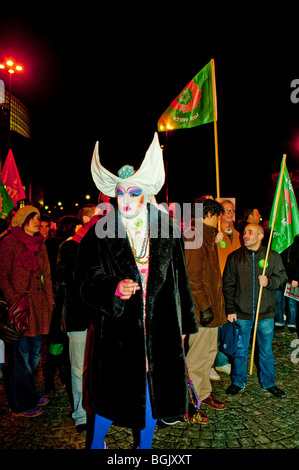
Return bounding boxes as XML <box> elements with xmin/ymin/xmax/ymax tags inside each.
<box><xmin>232</xmin><ymin>318</ymin><xmax>275</xmax><ymax>389</ymax></box>
<box><xmin>275</xmin><ymin>290</ymin><xmax>297</xmax><ymax>327</ymax></box>
<box><xmin>67</xmin><ymin>330</ymin><xmax>87</xmax><ymax>426</ymax></box>
<box><xmin>6</xmin><ymin>335</ymin><xmax>42</xmax><ymax>412</ymax></box>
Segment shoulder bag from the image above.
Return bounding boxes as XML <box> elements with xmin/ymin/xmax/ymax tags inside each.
<box><xmin>8</xmin><ymin>271</ymin><xmax>34</xmax><ymax>335</ymax></box>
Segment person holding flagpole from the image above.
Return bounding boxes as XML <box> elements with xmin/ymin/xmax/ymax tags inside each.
<box><xmin>223</xmin><ymin>223</ymin><xmax>287</xmax><ymax>397</ymax></box>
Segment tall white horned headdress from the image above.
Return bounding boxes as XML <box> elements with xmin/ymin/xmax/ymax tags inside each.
<box><xmin>91</xmin><ymin>132</ymin><xmax>165</xmax><ymax>197</ymax></box>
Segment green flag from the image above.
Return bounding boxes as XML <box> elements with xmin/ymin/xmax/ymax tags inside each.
<box><xmin>0</xmin><ymin>179</ymin><xmax>14</xmax><ymax>219</ymax></box>
<box><xmin>158</xmin><ymin>61</ymin><xmax>214</xmax><ymax>132</ymax></box>
<box><xmin>269</xmin><ymin>157</ymin><xmax>299</xmax><ymax>254</ymax></box>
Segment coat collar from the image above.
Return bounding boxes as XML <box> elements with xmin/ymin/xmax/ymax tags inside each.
<box><xmin>102</xmin><ymin>203</ymin><xmax>176</xmax><ymax>293</ymax></box>
<box><xmin>244</xmin><ymin>244</ymin><xmax>265</xmax><ymax>257</ymax></box>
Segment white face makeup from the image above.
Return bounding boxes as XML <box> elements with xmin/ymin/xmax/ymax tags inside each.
<box><xmin>117</xmin><ymin>181</ymin><xmax>145</xmax><ymax>219</ymax></box>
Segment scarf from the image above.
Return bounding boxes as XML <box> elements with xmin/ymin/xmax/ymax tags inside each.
<box><xmin>12</xmin><ymin>226</ymin><xmax>44</xmax><ymax>271</ymax></box>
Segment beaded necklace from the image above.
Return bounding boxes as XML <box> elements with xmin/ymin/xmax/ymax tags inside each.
<box><xmin>126</xmin><ymin>212</ymin><xmax>150</xmax><ymax>264</ymax></box>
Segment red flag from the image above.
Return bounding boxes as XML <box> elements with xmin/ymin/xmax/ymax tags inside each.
<box><xmin>0</xmin><ymin>149</ymin><xmax>26</xmax><ymax>206</ymax></box>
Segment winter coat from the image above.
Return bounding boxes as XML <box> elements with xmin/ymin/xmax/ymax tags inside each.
<box><xmin>217</xmin><ymin>225</ymin><xmax>241</xmax><ymax>275</ymax></box>
<box><xmin>57</xmin><ymin>238</ymin><xmax>93</xmax><ymax>332</ymax></box>
<box><xmin>0</xmin><ymin>233</ymin><xmax>54</xmax><ymax>336</ymax></box>
<box><xmin>223</xmin><ymin>244</ymin><xmax>287</xmax><ymax>320</ymax></box>
<box><xmin>184</xmin><ymin>220</ymin><xmax>226</xmax><ymax>328</ymax></box>
<box><xmin>74</xmin><ymin>204</ymin><xmax>198</xmax><ymax>429</ymax></box>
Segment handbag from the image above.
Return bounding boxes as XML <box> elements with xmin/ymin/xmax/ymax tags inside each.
<box><xmin>219</xmin><ymin>321</ymin><xmax>245</xmax><ymax>358</ymax></box>
<box><xmin>8</xmin><ymin>271</ymin><xmax>34</xmax><ymax>335</ymax></box>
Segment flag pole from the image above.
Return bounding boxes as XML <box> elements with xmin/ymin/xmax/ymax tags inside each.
<box><xmin>249</xmin><ymin>154</ymin><xmax>287</xmax><ymax>375</ymax></box>
<box><xmin>211</xmin><ymin>58</ymin><xmax>220</xmax><ymax>202</ymax></box>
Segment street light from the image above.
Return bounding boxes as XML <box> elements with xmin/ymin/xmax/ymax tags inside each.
<box><xmin>0</xmin><ymin>59</ymin><xmax>24</xmax><ymax>97</ymax></box>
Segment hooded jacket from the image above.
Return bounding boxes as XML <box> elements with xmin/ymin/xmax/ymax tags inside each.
<box><xmin>223</xmin><ymin>244</ymin><xmax>287</xmax><ymax>320</ymax></box>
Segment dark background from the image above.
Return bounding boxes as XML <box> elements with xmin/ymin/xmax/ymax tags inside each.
<box><xmin>1</xmin><ymin>5</ymin><xmax>299</xmax><ymax>221</ymax></box>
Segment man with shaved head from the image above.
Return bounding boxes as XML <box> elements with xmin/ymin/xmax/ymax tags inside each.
<box><xmin>223</xmin><ymin>224</ymin><xmax>288</xmax><ymax>398</ymax></box>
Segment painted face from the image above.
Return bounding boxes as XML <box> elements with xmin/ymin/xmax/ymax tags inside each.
<box><xmin>117</xmin><ymin>181</ymin><xmax>145</xmax><ymax>219</ymax></box>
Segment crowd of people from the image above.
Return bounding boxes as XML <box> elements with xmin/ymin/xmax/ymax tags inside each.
<box><xmin>0</xmin><ymin>132</ymin><xmax>298</xmax><ymax>449</ymax></box>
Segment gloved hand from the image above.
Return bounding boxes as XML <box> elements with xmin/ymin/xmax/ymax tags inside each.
<box><xmin>200</xmin><ymin>306</ymin><xmax>214</xmax><ymax>327</ymax></box>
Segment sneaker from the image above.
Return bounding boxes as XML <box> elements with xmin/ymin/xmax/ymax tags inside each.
<box><xmin>262</xmin><ymin>386</ymin><xmax>286</xmax><ymax>398</ymax></box>
<box><xmin>215</xmin><ymin>364</ymin><xmax>231</xmax><ymax>375</ymax></box>
<box><xmin>37</xmin><ymin>397</ymin><xmax>50</xmax><ymax>406</ymax></box>
<box><xmin>157</xmin><ymin>416</ymin><xmax>185</xmax><ymax>428</ymax></box>
<box><xmin>210</xmin><ymin>367</ymin><xmax>220</xmax><ymax>381</ymax></box>
<box><xmin>17</xmin><ymin>407</ymin><xmax>43</xmax><ymax>417</ymax></box>
<box><xmin>160</xmin><ymin>416</ymin><xmax>185</xmax><ymax>425</ymax></box>
<box><xmin>226</xmin><ymin>384</ymin><xmax>245</xmax><ymax>395</ymax></box>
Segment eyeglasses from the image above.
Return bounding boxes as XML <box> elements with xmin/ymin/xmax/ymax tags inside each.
<box><xmin>224</xmin><ymin>209</ymin><xmax>235</xmax><ymax>214</ymax></box>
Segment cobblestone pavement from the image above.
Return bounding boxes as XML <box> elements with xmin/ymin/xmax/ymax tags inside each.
<box><xmin>0</xmin><ymin>327</ymin><xmax>298</xmax><ymax>451</ymax></box>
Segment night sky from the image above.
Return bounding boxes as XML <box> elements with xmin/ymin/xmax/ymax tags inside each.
<box><xmin>1</xmin><ymin>6</ymin><xmax>299</xmax><ymax>220</ymax></box>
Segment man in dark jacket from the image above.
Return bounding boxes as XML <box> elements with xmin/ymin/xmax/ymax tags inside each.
<box><xmin>223</xmin><ymin>223</ymin><xmax>287</xmax><ymax>397</ymax></box>
<box><xmin>185</xmin><ymin>198</ymin><xmax>227</xmax><ymax>424</ymax></box>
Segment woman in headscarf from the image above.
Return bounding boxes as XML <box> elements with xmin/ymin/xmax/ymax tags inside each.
<box><xmin>75</xmin><ymin>133</ymin><xmax>198</xmax><ymax>449</ymax></box>
<box><xmin>0</xmin><ymin>205</ymin><xmax>54</xmax><ymax>417</ymax></box>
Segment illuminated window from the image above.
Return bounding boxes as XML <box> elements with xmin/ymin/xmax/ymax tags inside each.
<box><xmin>1</xmin><ymin>90</ymin><xmax>31</xmax><ymax>139</ymax></box>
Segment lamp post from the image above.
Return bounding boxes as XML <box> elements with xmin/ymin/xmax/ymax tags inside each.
<box><xmin>0</xmin><ymin>59</ymin><xmax>24</xmax><ymax>171</ymax></box>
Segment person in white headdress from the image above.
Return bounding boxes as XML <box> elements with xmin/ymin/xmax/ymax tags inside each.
<box><xmin>75</xmin><ymin>132</ymin><xmax>198</xmax><ymax>449</ymax></box>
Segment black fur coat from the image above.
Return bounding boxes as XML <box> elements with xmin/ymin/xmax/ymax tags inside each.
<box><xmin>75</xmin><ymin>204</ymin><xmax>198</xmax><ymax>429</ymax></box>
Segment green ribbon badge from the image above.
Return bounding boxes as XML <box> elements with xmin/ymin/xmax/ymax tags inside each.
<box><xmin>259</xmin><ymin>259</ymin><xmax>269</xmax><ymax>269</ymax></box>
<box><xmin>219</xmin><ymin>241</ymin><xmax>227</xmax><ymax>248</ymax></box>
<box><xmin>135</xmin><ymin>218</ymin><xmax>143</xmax><ymax>228</ymax></box>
